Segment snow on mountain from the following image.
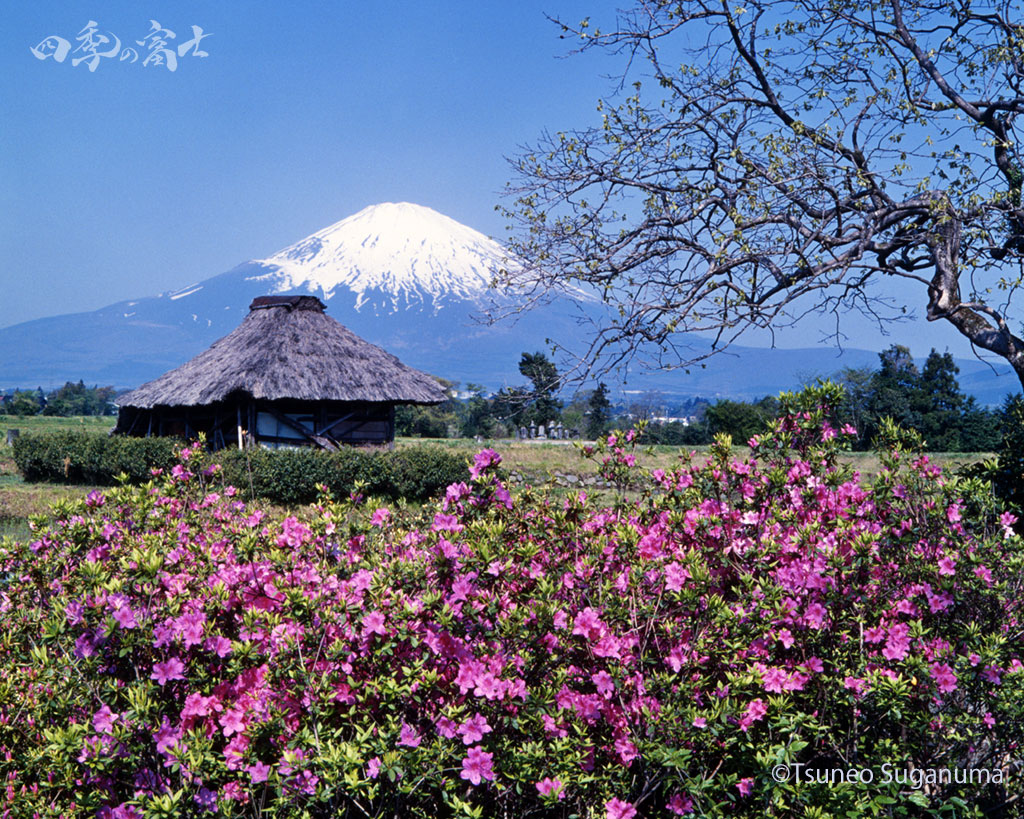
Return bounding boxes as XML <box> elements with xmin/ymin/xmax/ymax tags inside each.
<box><xmin>247</xmin><ymin>202</ymin><xmax>515</xmax><ymax>313</ymax></box>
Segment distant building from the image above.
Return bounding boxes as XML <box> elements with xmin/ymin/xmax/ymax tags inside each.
<box><xmin>114</xmin><ymin>296</ymin><xmax>446</xmax><ymax>449</ymax></box>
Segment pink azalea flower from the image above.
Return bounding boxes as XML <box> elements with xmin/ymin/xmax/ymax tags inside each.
<box><xmin>981</xmin><ymin>665</ymin><xmax>1003</xmax><ymax>685</ymax></box>
<box><xmin>802</xmin><ymin>601</ymin><xmax>826</xmax><ymax>629</ymax></box>
<box><xmin>536</xmin><ymin>777</ymin><xmax>564</xmax><ymax>799</ymax></box>
<box><xmin>882</xmin><ymin>623</ymin><xmax>911</xmax><ymax>661</ymax></box>
<box><xmin>460</xmin><ymin>745</ymin><xmax>495</xmax><ymax>786</ymax></box>
<box><xmin>864</xmin><ymin>625</ymin><xmax>886</xmax><ymax>643</ymax></box>
<box><xmin>93</xmin><ymin>704</ymin><xmax>117</xmax><ymax>734</ymax></box>
<box><xmin>111</xmin><ymin>604</ymin><xmax>137</xmax><ymax>629</ymax></box>
<box><xmin>664</xmin><ymin>561</ymin><xmax>691</xmax><ymax>592</ymax></box>
<box><xmin>776</xmin><ymin>628</ymin><xmax>795</xmax><ymax>648</ymax></box>
<box><xmin>150</xmin><ymin>657</ymin><xmax>185</xmax><ymax>686</ymax></box>
<box><xmin>436</xmin><ymin>716</ymin><xmax>458</xmax><ymax>739</ymax></box>
<box><xmin>605</xmin><ymin>797</ymin><xmax>637</xmax><ymax>819</ymax></box>
<box><xmin>693</xmin><ymin>716</ymin><xmax>707</xmax><ymax>728</ymax></box>
<box><xmin>738</xmin><ymin>698</ymin><xmax>767</xmax><ymax>731</ymax></box>
<box><xmin>458</xmin><ymin>713</ymin><xmax>492</xmax><ymax>745</ymax></box>
<box><xmin>247</xmin><ymin>761</ymin><xmax>271</xmax><ymax>783</ymax></box>
<box><xmin>736</xmin><ymin>777</ymin><xmax>754</xmax><ymax>797</ymax></box>
<box><xmin>668</xmin><ymin>793</ymin><xmax>695</xmax><ymax>814</ymax></box>
<box><xmin>220</xmin><ymin>707</ymin><xmax>247</xmax><ymax>737</ymax></box>
<box><xmin>592</xmin><ymin>670</ymin><xmax>615</xmax><ymax>697</ymax></box>
<box><xmin>937</xmin><ymin>556</ymin><xmax>956</xmax><ymax>576</ymax></box>
<box><xmin>362</xmin><ymin>610</ymin><xmax>387</xmax><ymax>637</ymax></box>
<box><xmin>844</xmin><ymin>676</ymin><xmax>867</xmax><ymax>697</ymax></box>
<box><xmin>984</xmin><ymin>712</ymin><xmax>996</xmax><ymax>728</ymax></box>
<box><xmin>367</xmin><ymin>757</ymin><xmax>381</xmax><ymax>779</ymax></box>
<box><xmin>930</xmin><ymin>662</ymin><xmax>958</xmax><ymax>694</ymax></box>
<box><xmin>398</xmin><ymin>722</ymin><xmax>422</xmax><ymax>748</ymax></box>
<box><xmin>761</xmin><ymin>667</ymin><xmax>788</xmax><ymax>693</ymax></box>
<box><xmin>974</xmin><ymin>565</ymin><xmax>994</xmax><ymax>585</ymax></box>
<box><xmin>205</xmin><ymin>635</ymin><xmax>233</xmax><ymax>657</ymax></box>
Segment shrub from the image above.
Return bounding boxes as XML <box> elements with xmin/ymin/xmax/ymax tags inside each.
<box><xmin>1</xmin><ymin>385</ymin><xmax>1022</xmax><ymax>818</ymax></box>
<box><xmin>13</xmin><ymin>433</ymin><xmax>468</xmax><ymax>504</ymax></box>
<box><xmin>12</xmin><ymin>431</ymin><xmax>180</xmax><ymax>484</ymax></box>
<box><xmin>215</xmin><ymin>446</ymin><xmax>468</xmax><ymax>504</ymax></box>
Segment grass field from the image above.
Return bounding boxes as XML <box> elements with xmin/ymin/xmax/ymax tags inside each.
<box><xmin>0</xmin><ymin>418</ymin><xmax>996</xmax><ymax>542</ymax></box>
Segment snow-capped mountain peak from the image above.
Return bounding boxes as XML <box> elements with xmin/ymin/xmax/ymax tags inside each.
<box><xmin>250</xmin><ymin>202</ymin><xmax>515</xmax><ymax>312</ymax></box>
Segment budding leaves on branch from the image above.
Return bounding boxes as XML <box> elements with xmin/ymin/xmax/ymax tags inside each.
<box><xmin>502</xmin><ymin>0</ymin><xmax>1024</xmax><ymax>387</ymax></box>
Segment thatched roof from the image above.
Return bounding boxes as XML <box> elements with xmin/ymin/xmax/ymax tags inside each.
<box><xmin>117</xmin><ymin>296</ymin><xmax>447</xmax><ymax>408</ymax></box>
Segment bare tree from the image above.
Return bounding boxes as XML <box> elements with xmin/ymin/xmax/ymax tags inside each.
<box><xmin>502</xmin><ymin>0</ymin><xmax>1024</xmax><ymax>388</ymax></box>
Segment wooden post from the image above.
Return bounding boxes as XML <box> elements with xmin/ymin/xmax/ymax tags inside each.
<box><xmin>236</xmin><ymin>403</ymin><xmax>244</xmax><ymax>450</ymax></box>
<box><xmin>4</xmin><ymin>429</ymin><xmax>19</xmax><ymax>447</ymax></box>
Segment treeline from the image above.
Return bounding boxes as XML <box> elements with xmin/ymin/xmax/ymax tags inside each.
<box><xmin>401</xmin><ymin>346</ymin><xmax>1011</xmax><ymax>452</ymax></box>
<box><xmin>0</xmin><ymin>382</ymin><xmax>118</xmax><ymax>417</ymax></box>
<box><xmin>651</xmin><ymin>346</ymin><xmax>1005</xmax><ymax>452</ymax></box>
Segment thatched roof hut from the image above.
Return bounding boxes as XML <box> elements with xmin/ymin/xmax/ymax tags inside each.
<box><xmin>114</xmin><ymin>296</ymin><xmax>446</xmax><ymax>449</ymax></box>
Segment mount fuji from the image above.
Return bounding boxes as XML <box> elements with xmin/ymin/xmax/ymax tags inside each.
<box><xmin>0</xmin><ymin>203</ymin><xmax>597</xmax><ymax>392</ymax></box>
<box><xmin>0</xmin><ymin>202</ymin><xmax>1017</xmax><ymax>404</ymax></box>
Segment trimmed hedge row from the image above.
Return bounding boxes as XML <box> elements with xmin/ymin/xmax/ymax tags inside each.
<box><xmin>215</xmin><ymin>445</ymin><xmax>470</xmax><ymax>504</ymax></box>
<box><xmin>11</xmin><ymin>431</ymin><xmax>179</xmax><ymax>485</ymax></box>
<box><xmin>11</xmin><ymin>431</ymin><xmax>469</xmax><ymax>503</ymax></box>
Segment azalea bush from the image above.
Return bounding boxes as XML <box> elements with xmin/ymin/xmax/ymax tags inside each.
<box><xmin>0</xmin><ymin>383</ymin><xmax>1022</xmax><ymax>818</ymax></box>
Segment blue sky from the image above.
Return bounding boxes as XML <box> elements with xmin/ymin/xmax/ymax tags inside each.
<box><xmin>0</xmin><ymin>0</ymin><xmax>993</xmax><ymax>362</ymax></box>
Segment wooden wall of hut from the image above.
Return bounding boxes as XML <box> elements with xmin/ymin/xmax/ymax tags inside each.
<box><xmin>114</xmin><ymin>398</ymin><xmax>396</xmax><ymax>450</ymax></box>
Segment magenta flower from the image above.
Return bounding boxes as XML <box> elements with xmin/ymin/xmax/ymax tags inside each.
<box><xmin>882</xmin><ymin>623</ymin><xmax>911</xmax><ymax>661</ymax></box>
<box><xmin>205</xmin><ymin>635</ymin><xmax>233</xmax><ymax>657</ymax></box>
<box><xmin>92</xmin><ymin>704</ymin><xmax>118</xmax><ymax>734</ymax></box>
<box><xmin>436</xmin><ymin>716</ymin><xmax>458</xmax><ymax>738</ymax></box>
<box><xmin>458</xmin><ymin>713</ymin><xmax>492</xmax><ymax>745</ymax></box>
<box><xmin>398</xmin><ymin>722</ymin><xmax>422</xmax><ymax>748</ymax></box>
<box><xmin>113</xmin><ymin>605</ymin><xmax>137</xmax><ymax>630</ymax></box>
<box><xmin>802</xmin><ymin>601</ymin><xmax>827</xmax><ymax>629</ymax></box>
<box><xmin>362</xmin><ymin>610</ymin><xmax>387</xmax><ymax>637</ymax></box>
<box><xmin>981</xmin><ymin>665</ymin><xmax>1002</xmax><ymax>685</ymax></box>
<box><xmin>460</xmin><ymin>745</ymin><xmax>495</xmax><ymax>785</ymax></box>
<box><xmin>937</xmin><ymin>556</ymin><xmax>956</xmax><ymax>576</ymax></box>
<box><xmin>668</xmin><ymin>793</ymin><xmax>695</xmax><ymax>814</ymax></box>
<box><xmin>247</xmin><ymin>761</ymin><xmax>271</xmax><ymax>783</ymax></box>
<box><xmin>150</xmin><ymin>657</ymin><xmax>185</xmax><ymax>685</ymax></box>
<box><xmin>367</xmin><ymin>757</ymin><xmax>381</xmax><ymax>779</ymax></box>
<box><xmin>663</xmin><ymin>561</ymin><xmax>688</xmax><ymax>593</ymax></box>
<box><xmin>761</xmin><ymin>666</ymin><xmax>788</xmax><ymax>693</ymax></box>
<box><xmin>930</xmin><ymin>662</ymin><xmax>958</xmax><ymax>694</ymax></box>
<box><xmin>220</xmin><ymin>707</ymin><xmax>247</xmax><ymax>737</ymax></box>
<box><xmin>736</xmin><ymin>778</ymin><xmax>754</xmax><ymax>797</ymax></box>
<box><xmin>605</xmin><ymin>797</ymin><xmax>637</xmax><ymax>819</ymax></box>
<box><xmin>738</xmin><ymin>698</ymin><xmax>767</xmax><ymax>732</ymax></box>
<box><xmin>469</xmin><ymin>448</ymin><xmax>502</xmax><ymax>478</ymax></box>
<box><xmin>536</xmin><ymin>777</ymin><xmax>564</xmax><ymax>799</ymax></box>
<box><xmin>844</xmin><ymin>676</ymin><xmax>867</xmax><ymax>697</ymax></box>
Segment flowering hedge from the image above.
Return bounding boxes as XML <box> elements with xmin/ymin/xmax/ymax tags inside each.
<box><xmin>0</xmin><ymin>383</ymin><xmax>1022</xmax><ymax>818</ymax></box>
